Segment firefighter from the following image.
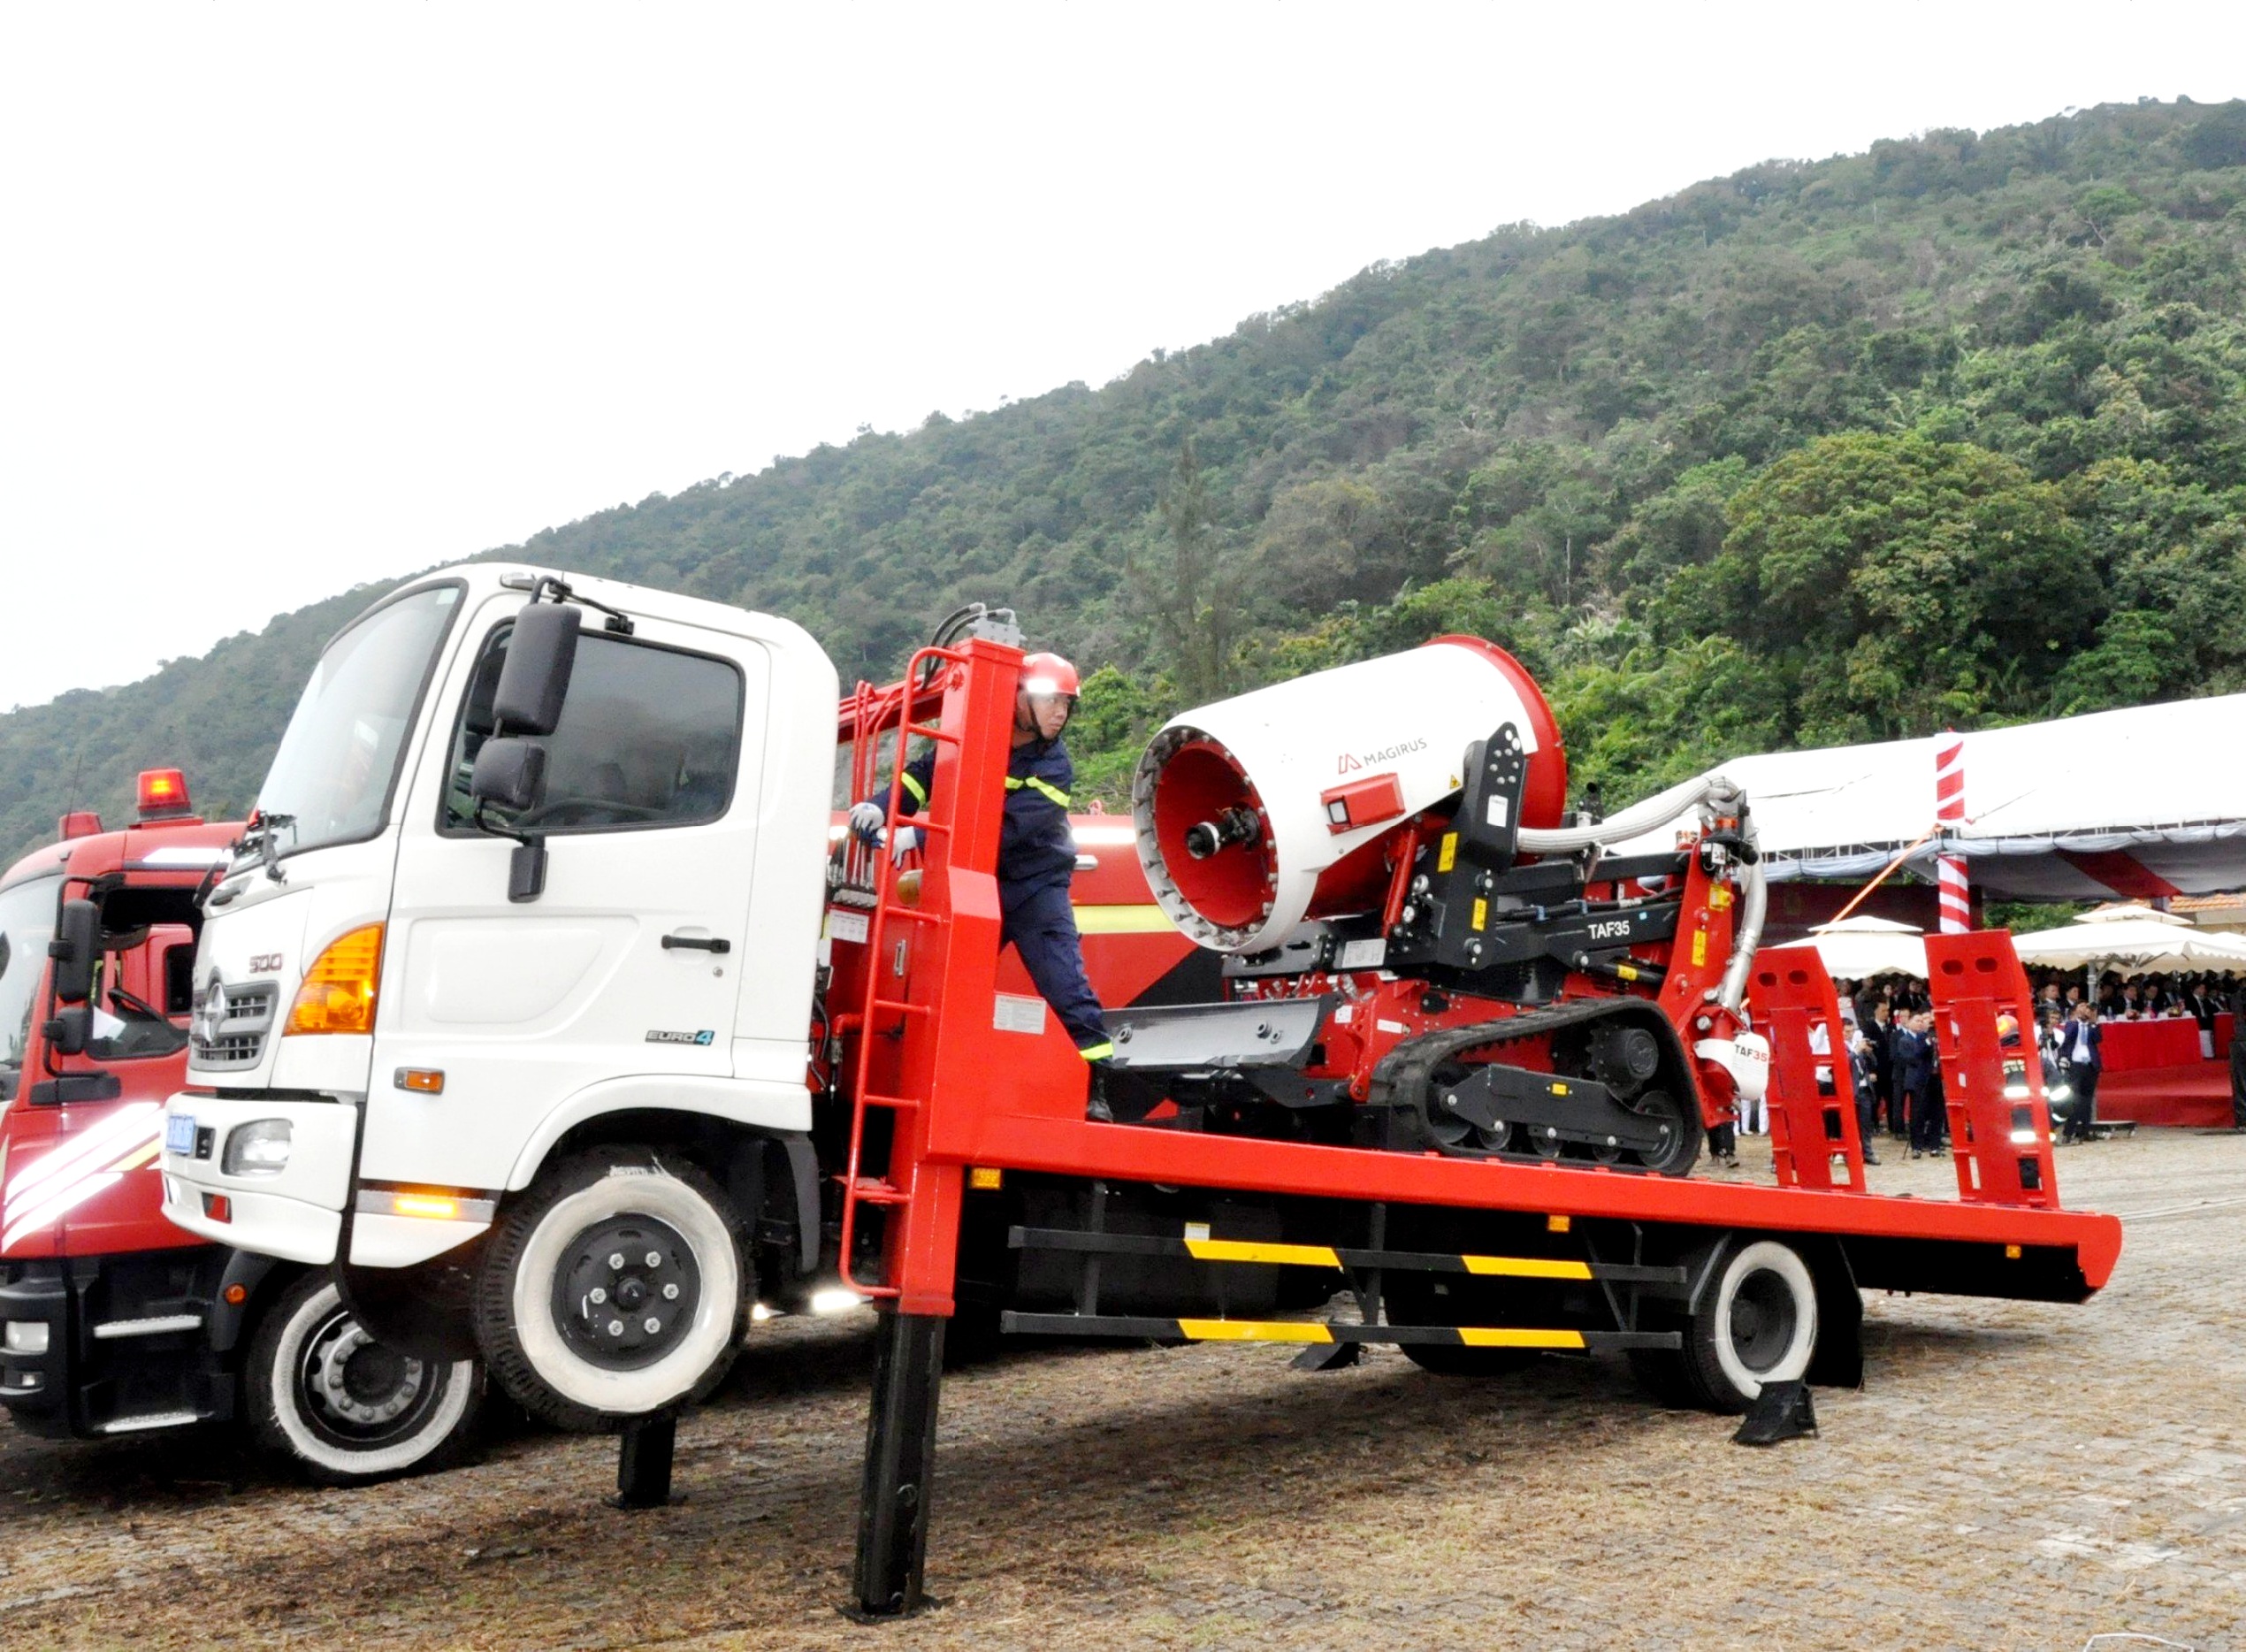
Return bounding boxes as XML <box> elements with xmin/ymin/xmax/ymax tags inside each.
<box><xmin>850</xmin><ymin>652</ymin><xmax>1119</xmax><ymax>1119</ymax></box>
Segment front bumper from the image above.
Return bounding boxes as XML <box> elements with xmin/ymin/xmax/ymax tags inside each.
<box><xmin>161</xmin><ymin>1094</ymin><xmax>358</xmax><ymax>1266</ymax></box>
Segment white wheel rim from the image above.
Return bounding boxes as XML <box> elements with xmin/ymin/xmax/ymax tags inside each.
<box><xmin>266</xmin><ymin>1280</ymin><xmax>474</xmax><ymax>1477</ymax></box>
<box><xmin>510</xmin><ymin>1168</ymin><xmax>739</xmax><ymax>1413</ymax></box>
<box><xmin>1712</xmin><ymin>1240</ymin><xmax>1817</xmax><ymax>1402</ymax></box>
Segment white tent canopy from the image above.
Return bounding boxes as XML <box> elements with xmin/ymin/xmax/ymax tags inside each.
<box><xmin>1807</xmin><ymin>916</ymin><xmax>1928</xmax><ymax>981</ymax></box>
<box><xmin>2009</xmin><ymin>916</ymin><xmax>2246</xmax><ymax>974</ymax></box>
<box><xmin>1607</xmin><ymin>692</ymin><xmax>2246</xmax><ymax>900</ymax></box>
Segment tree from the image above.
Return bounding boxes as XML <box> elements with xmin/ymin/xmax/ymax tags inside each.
<box><xmin>1667</xmin><ymin>432</ymin><xmax>2092</xmax><ymax>741</ymax></box>
<box><xmin>1130</xmin><ymin>441</ymin><xmax>1243</xmax><ymax>703</ymax></box>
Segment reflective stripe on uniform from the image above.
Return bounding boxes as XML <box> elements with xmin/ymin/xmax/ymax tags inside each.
<box><xmin>1005</xmin><ymin>775</ymin><xmax>1071</xmax><ymax>807</ymax></box>
<box><xmin>900</xmin><ymin>770</ymin><xmax>928</xmax><ymax>806</ymax></box>
<box><xmin>1076</xmin><ymin>1041</ymin><xmax>1114</xmax><ymax>1062</ymax></box>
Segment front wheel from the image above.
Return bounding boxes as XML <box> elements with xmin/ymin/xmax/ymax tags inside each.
<box><xmin>472</xmin><ymin>1148</ymin><xmax>746</xmax><ymax>1432</ymax></box>
<box><xmin>246</xmin><ymin>1270</ymin><xmax>485</xmax><ymax>1486</ymax></box>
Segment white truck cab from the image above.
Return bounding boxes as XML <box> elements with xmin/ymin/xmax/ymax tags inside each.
<box><xmin>162</xmin><ymin>565</ymin><xmax>839</xmax><ymax>1426</ymax></box>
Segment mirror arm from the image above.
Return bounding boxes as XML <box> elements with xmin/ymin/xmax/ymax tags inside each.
<box><xmin>472</xmin><ymin>800</ymin><xmax>548</xmax><ymax>906</ymax></box>
<box><xmin>519</xmin><ymin>572</ymin><xmax>633</xmax><ymax>637</ymax></box>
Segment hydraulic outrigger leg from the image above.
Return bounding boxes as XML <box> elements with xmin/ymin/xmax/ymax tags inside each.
<box><xmin>851</xmin><ymin>1311</ymin><xmax>948</xmax><ymax>1618</ymax></box>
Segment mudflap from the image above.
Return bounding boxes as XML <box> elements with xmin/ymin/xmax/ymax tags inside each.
<box><xmin>338</xmin><ymin>1249</ymin><xmax>484</xmax><ymax>1364</ymax></box>
<box><xmin>1805</xmin><ymin>1240</ymin><xmax>1864</xmax><ymax>1391</ymax></box>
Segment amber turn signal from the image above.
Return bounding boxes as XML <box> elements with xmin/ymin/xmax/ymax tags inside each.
<box><xmin>286</xmin><ymin>924</ymin><xmax>385</xmax><ymax>1036</ymax></box>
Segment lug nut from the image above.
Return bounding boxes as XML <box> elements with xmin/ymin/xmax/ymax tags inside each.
<box><xmin>608</xmin><ymin>1252</ymin><xmax>625</xmax><ymax>1270</ymax></box>
<box><xmin>644</xmin><ymin>1317</ymin><xmax>661</xmax><ymax>1335</ymax></box>
<box><xmin>607</xmin><ymin>1319</ymin><xmax>625</xmax><ymax>1337</ymax></box>
<box><xmin>645</xmin><ymin>1250</ymin><xmax>662</xmax><ymax>1268</ymax></box>
<box><xmin>590</xmin><ymin>1287</ymin><xmax>607</xmax><ymax>1304</ymax></box>
<box><xmin>662</xmin><ymin>1282</ymin><xmax>680</xmax><ymax>1300</ymax></box>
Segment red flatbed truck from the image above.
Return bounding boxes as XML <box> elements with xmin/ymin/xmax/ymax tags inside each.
<box><xmin>0</xmin><ymin>774</ymin><xmax>484</xmax><ymax>1480</ymax></box>
<box><xmin>817</xmin><ymin>637</ymin><xmax>2122</xmax><ymax>1615</ymax></box>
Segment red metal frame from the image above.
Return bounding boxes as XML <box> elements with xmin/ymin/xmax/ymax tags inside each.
<box><xmin>826</xmin><ymin>646</ymin><xmax>2123</xmax><ymax>1318</ymax></box>
<box><xmin>1753</xmin><ymin>944</ymin><xmax>1868</xmax><ymax>1191</ymax></box>
<box><xmin>1925</xmin><ymin>931</ymin><xmax>2059</xmax><ymax>1208</ymax></box>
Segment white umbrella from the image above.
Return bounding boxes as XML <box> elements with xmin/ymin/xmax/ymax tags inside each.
<box><xmin>1807</xmin><ymin>916</ymin><xmax>1928</xmax><ymax>981</ymax></box>
<box><xmin>2009</xmin><ymin>917</ymin><xmax>2246</xmax><ymax>974</ymax></box>
<box><xmin>2074</xmin><ymin>902</ymin><xmax>2188</xmax><ymax>928</ymax></box>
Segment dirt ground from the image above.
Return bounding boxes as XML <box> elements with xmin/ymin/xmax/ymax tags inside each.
<box><xmin>4</xmin><ymin>1129</ymin><xmax>2244</xmax><ymax>1652</ymax></box>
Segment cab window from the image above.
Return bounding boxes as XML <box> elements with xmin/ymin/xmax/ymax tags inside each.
<box><xmin>441</xmin><ymin>623</ymin><xmax>744</xmax><ymax>835</ymax></box>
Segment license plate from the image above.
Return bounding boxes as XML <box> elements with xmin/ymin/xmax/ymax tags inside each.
<box><xmin>165</xmin><ymin>1113</ymin><xmax>197</xmax><ymax>1155</ymax></box>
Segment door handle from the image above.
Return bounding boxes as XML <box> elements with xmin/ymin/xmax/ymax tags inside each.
<box><xmin>661</xmin><ymin>933</ymin><xmax>732</xmax><ymax>954</ymax></box>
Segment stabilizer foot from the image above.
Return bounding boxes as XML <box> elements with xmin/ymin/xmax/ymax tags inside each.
<box><xmin>851</xmin><ymin>1311</ymin><xmax>947</xmax><ymax>1618</ymax></box>
<box><xmin>609</xmin><ymin>1411</ymin><xmax>681</xmax><ymax>1508</ymax></box>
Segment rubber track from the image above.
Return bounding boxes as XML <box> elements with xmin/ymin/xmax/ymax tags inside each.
<box><xmin>1366</xmin><ymin>997</ymin><xmax>1702</xmax><ymax>1174</ymax></box>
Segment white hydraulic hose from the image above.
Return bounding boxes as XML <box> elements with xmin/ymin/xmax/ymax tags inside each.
<box><xmin>1516</xmin><ymin>771</ymin><xmax>1766</xmax><ymax>1016</ymax></box>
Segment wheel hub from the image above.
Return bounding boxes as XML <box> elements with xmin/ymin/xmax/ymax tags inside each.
<box><xmin>312</xmin><ymin>1319</ymin><xmax>424</xmax><ymax>1426</ymax></box>
<box><xmin>1728</xmin><ymin>1271</ymin><xmax>1798</xmax><ymax>1373</ymax></box>
<box><xmin>554</xmin><ymin>1217</ymin><xmax>701</xmax><ymax>1370</ymax></box>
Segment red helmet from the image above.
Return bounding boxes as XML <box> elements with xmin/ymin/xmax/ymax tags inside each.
<box><xmin>1020</xmin><ymin>652</ymin><xmax>1080</xmax><ymax>698</ymax></box>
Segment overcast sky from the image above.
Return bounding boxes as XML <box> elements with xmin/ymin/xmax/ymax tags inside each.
<box><xmin>2</xmin><ymin>3</ymin><xmax>2240</xmax><ymax>712</ymax></box>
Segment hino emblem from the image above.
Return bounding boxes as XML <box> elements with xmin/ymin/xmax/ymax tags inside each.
<box><xmin>193</xmin><ymin>972</ymin><xmax>229</xmax><ymax>1048</ymax></box>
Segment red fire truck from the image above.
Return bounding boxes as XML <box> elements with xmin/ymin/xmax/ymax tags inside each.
<box><xmin>0</xmin><ymin>772</ymin><xmax>485</xmax><ymax>1481</ymax></box>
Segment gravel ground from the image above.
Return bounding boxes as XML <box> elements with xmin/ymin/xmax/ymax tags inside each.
<box><xmin>4</xmin><ymin>1129</ymin><xmax>2243</xmax><ymax>1651</ymax></box>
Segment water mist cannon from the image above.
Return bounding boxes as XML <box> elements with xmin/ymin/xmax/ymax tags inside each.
<box><xmin>1183</xmin><ymin>807</ymin><xmax>1261</xmax><ymax>861</ymax></box>
<box><xmin>1132</xmin><ymin>638</ymin><xmax>1566</xmax><ymax>953</ymax></box>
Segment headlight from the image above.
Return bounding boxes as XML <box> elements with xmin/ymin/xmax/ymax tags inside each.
<box><xmin>221</xmin><ymin>1120</ymin><xmax>294</xmax><ymax>1175</ymax></box>
<box><xmin>3</xmin><ymin>1321</ymin><xmax>50</xmax><ymax>1355</ymax></box>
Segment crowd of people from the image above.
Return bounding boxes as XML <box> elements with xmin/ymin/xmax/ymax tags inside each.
<box><xmin>1715</xmin><ymin>968</ymin><xmax>2246</xmax><ymax>1168</ymax></box>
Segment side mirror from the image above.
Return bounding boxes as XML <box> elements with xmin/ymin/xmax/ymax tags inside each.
<box><xmin>46</xmin><ymin>1005</ymin><xmax>92</xmax><ymax>1058</ymax></box>
<box><xmin>493</xmin><ymin>602</ymin><xmax>580</xmax><ymax>736</ymax></box>
<box><xmin>468</xmin><ymin>738</ymin><xmax>551</xmax><ymax>906</ymax></box>
<box><xmin>50</xmin><ymin>898</ymin><xmax>98</xmax><ymax>1005</ymax></box>
<box><xmin>470</xmin><ymin>738</ymin><xmax>548</xmax><ymax>815</ymax></box>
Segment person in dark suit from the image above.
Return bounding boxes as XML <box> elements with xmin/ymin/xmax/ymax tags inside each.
<box><xmin>1896</xmin><ymin>1012</ymin><xmax>1941</xmax><ymax>1158</ymax></box>
<box><xmin>2055</xmin><ymin>1000</ymin><xmax>2103</xmax><ymax>1143</ymax></box>
<box><xmin>1848</xmin><ymin>1029</ymin><xmax>1882</xmax><ymax>1166</ymax></box>
<box><xmin>1861</xmin><ymin>998</ymin><xmax>1901</xmax><ymax>1138</ymax></box>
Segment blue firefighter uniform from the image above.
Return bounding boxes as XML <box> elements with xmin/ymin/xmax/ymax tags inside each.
<box><xmin>864</xmin><ymin>735</ymin><xmax>1112</xmax><ymax>1059</ymax></box>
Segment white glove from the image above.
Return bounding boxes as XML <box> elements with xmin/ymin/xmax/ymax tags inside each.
<box><xmin>849</xmin><ymin>801</ymin><xmax>885</xmax><ymax>844</ymax></box>
<box><xmin>890</xmin><ymin>825</ymin><xmax>922</xmax><ymax>865</ymax></box>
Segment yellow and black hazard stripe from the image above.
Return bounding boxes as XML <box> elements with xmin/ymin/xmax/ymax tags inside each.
<box><xmin>1005</xmin><ymin>1225</ymin><xmax>1686</xmax><ymax>1289</ymax></box>
<box><xmin>999</xmin><ymin>1312</ymin><xmax>1679</xmax><ymax>1352</ymax></box>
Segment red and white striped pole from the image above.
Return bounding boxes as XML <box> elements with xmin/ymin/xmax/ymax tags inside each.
<box><xmin>1934</xmin><ymin>730</ymin><xmax>1970</xmax><ymax>933</ymax></box>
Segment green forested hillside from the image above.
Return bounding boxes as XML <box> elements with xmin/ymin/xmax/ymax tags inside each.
<box><xmin>6</xmin><ymin>98</ymin><xmax>2245</xmax><ymax>860</ymax></box>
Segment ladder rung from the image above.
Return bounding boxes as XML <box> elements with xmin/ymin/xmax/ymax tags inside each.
<box><xmin>848</xmin><ymin>1180</ymin><xmax>911</xmax><ymax>1205</ymax></box>
<box><xmin>869</xmin><ymin>998</ymin><xmax>931</xmax><ymax>1015</ymax></box>
<box><xmin>859</xmin><ymin>1094</ymin><xmax>921</xmax><ymax>1112</ymax></box>
<box><xmin>903</xmin><ymin>723</ymin><xmax>961</xmax><ymax>743</ymax></box>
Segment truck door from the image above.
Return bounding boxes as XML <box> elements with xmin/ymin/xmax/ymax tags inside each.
<box><xmin>365</xmin><ymin>606</ymin><xmax>767</xmax><ymax>1194</ymax></box>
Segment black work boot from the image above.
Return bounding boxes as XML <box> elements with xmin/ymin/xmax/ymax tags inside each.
<box><xmin>1085</xmin><ymin>1062</ymin><xmax>1115</xmax><ymax>1123</ymax></box>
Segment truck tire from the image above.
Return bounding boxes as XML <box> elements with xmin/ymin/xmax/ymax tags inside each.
<box><xmin>1638</xmin><ymin>1238</ymin><xmax>1818</xmax><ymax>1413</ymax></box>
<box><xmin>246</xmin><ymin>1270</ymin><xmax>485</xmax><ymax>1486</ymax></box>
<box><xmin>473</xmin><ymin>1148</ymin><xmax>745</xmax><ymax>1433</ymax></box>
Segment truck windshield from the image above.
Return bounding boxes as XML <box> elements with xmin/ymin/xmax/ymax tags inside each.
<box><xmin>257</xmin><ymin>584</ymin><xmax>462</xmax><ymax>859</ymax></box>
<box><xmin>0</xmin><ymin>875</ymin><xmax>61</xmax><ymax>1090</ymax></box>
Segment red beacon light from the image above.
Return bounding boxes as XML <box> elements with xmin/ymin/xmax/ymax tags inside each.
<box><xmin>57</xmin><ymin>810</ymin><xmax>103</xmax><ymax>839</ymax></box>
<box><xmin>135</xmin><ymin>768</ymin><xmax>199</xmax><ymax>824</ymax></box>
